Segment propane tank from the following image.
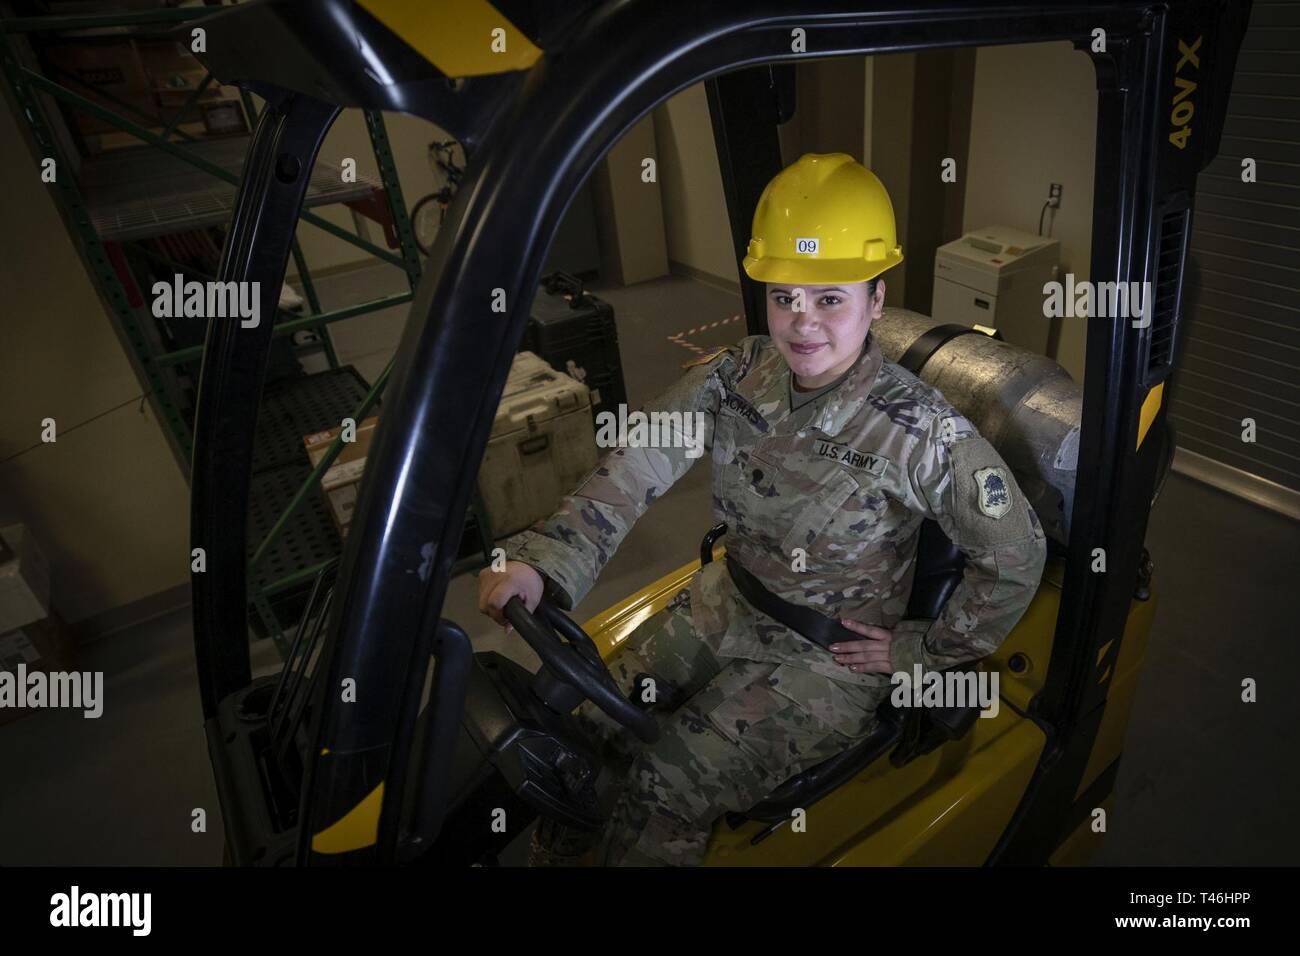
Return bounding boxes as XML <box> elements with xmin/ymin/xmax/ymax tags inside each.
<box><xmin>872</xmin><ymin>307</ymin><xmax>1081</xmax><ymax>546</ymax></box>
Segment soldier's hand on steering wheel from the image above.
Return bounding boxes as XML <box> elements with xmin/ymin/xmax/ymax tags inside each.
<box><xmin>478</xmin><ymin>560</ymin><xmax>544</xmax><ymax>630</ymax></box>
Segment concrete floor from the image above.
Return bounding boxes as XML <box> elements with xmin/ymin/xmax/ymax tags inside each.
<box><xmin>1</xmin><ymin>264</ymin><xmax>1295</xmax><ymax>865</ymax></box>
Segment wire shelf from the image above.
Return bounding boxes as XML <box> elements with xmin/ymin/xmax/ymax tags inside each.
<box><xmin>81</xmin><ymin>136</ymin><xmax>381</xmax><ymax>241</ymax></box>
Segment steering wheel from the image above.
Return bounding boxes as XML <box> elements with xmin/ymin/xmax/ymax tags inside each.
<box><xmin>503</xmin><ymin>596</ymin><xmax>659</xmax><ymax>744</ymax></box>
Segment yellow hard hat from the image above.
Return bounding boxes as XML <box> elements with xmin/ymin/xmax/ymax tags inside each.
<box><xmin>742</xmin><ymin>153</ymin><xmax>904</xmax><ymax>285</ymax></box>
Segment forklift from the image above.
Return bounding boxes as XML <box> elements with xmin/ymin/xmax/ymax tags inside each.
<box><xmin>188</xmin><ymin>0</ymin><xmax>1252</xmax><ymax>865</ymax></box>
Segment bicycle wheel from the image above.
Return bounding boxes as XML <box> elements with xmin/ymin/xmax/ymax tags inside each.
<box><xmin>410</xmin><ymin>194</ymin><xmax>442</xmax><ymax>256</ymax></box>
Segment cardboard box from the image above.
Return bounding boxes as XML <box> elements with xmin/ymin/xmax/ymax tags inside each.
<box><xmin>302</xmin><ymin>416</ymin><xmax>379</xmax><ymax>537</ymax></box>
<box><xmin>43</xmin><ymin>38</ymin><xmax>242</xmax><ymax>153</ymax></box>
<box><xmin>43</xmin><ymin>38</ymin><xmax>159</xmax><ymax>137</ymax></box>
<box><xmin>0</xmin><ymin>525</ymin><xmax>52</xmax><ymax>635</ymax></box>
<box><xmin>0</xmin><ymin>612</ymin><xmax>77</xmax><ymax>728</ymax></box>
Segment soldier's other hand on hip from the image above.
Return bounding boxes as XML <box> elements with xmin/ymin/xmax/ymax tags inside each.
<box><xmin>478</xmin><ymin>560</ymin><xmax>544</xmax><ymax>631</ymax></box>
<box><xmin>829</xmin><ymin>620</ymin><xmax>894</xmax><ymax>674</ymax></box>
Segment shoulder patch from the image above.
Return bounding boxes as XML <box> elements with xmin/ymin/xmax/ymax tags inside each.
<box><xmin>946</xmin><ymin>436</ymin><xmax>1034</xmax><ymax>546</ymax></box>
<box><xmin>974</xmin><ymin>466</ymin><xmax>1013</xmax><ymax>518</ymax></box>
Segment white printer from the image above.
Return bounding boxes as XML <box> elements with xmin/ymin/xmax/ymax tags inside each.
<box><xmin>932</xmin><ymin>225</ymin><xmax>1060</xmax><ymax>355</ymax></box>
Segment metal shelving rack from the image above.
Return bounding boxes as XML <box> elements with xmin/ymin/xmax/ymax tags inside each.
<box><xmin>0</xmin><ymin>2</ymin><xmax>495</xmax><ymax>653</ymax></box>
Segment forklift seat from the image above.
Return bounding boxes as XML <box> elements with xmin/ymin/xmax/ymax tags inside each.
<box><xmin>900</xmin><ymin>518</ymin><xmax>967</xmax><ymax>621</ymax></box>
<box><xmin>728</xmin><ymin>518</ymin><xmax>980</xmax><ymax>827</ymax></box>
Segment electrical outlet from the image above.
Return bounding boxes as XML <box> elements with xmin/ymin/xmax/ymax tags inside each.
<box><xmin>1048</xmin><ymin>182</ymin><xmax>1063</xmax><ymax>208</ymax></box>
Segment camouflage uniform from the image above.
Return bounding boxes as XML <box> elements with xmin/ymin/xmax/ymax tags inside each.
<box><xmin>504</xmin><ymin>332</ymin><xmax>1047</xmax><ymax>866</ymax></box>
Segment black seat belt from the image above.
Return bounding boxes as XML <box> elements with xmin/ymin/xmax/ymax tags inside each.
<box><xmin>897</xmin><ymin>323</ymin><xmax>986</xmax><ymax>374</ymax></box>
<box><xmin>725</xmin><ymin>554</ymin><xmax>864</xmax><ymax>654</ymax></box>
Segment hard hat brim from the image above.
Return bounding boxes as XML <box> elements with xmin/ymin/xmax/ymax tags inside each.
<box><xmin>743</xmin><ymin>250</ymin><xmax>903</xmax><ymax>286</ymax></box>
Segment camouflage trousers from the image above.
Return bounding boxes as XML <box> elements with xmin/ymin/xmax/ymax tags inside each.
<box><xmin>536</xmin><ymin>588</ymin><xmax>878</xmax><ymax>867</ymax></box>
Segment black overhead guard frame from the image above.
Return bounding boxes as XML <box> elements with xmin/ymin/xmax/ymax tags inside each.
<box><xmin>186</xmin><ymin>0</ymin><xmax>1250</xmax><ymax>865</ymax></box>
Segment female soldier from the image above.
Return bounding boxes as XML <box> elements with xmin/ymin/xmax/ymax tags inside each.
<box><xmin>478</xmin><ymin>153</ymin><xmax>1047</xmax><ymax>866</ymax></box>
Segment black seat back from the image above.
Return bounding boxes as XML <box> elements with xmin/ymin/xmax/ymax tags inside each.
<box><xmin>905</xmin><ymin>519</ymin><xmax>965</xmax><ymax>620</ymax></box>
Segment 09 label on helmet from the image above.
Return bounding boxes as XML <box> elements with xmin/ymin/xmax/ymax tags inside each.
<box><xmin>795</xmin><ymin>237</ymin><xmax>819</xmax><ymax>254</ymax></box>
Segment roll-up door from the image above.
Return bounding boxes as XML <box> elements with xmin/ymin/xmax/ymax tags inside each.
<box><xmin>1168</xmin><ymin>1</ymin><xmax>1300</xmax><ymax>517</ymax></box>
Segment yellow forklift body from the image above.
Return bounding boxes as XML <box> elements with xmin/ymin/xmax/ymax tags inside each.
<box><xmin>1074</xmin><ymin>579</ymin><xmax>1157</xmax><ymax>802</ymax></box>
<box><xmin>355</xmin><ymin>0</ymin><xmax>544</xmax><ymax>76</ymax></box>
<box><xmin>582</xmin><ymin>551</ymin><xmax>1155</xmax><ymax>865</ymax></box>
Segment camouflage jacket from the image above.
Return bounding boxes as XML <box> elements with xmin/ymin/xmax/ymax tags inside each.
<box><xmin>503</xmin><ymin>333</ymin><xmax>1048</xmax><ymax>690</ymax></box>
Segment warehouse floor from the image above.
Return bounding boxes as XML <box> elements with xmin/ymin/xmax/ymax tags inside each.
<box><xmin>1</xmin><ymin>263</ymin><xmax>1295</xmax><ymax>866</ymax></box>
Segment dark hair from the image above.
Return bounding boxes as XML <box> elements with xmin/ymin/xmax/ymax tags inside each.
<box><xmin>866</xmin><ymin>277</ymin><xmax>880</xmax><ymax>299</ymax></box>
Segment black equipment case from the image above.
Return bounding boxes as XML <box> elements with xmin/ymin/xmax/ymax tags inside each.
<box><xmin>524</xmin><ymin>272</ymin><xmax>627</xmax><ymax>420</ymax></box>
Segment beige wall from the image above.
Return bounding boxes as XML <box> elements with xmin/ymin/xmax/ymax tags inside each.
<box><xmin>0</xmin><ymin>92</ymin><xmax>191</xmax><ymax>625</ymax></box>
<box><xmin>869</xmin><ymin>53</ymin><xmax>918</xmax><ymax>308</ymax></box>
<box><xmin>964</xmin><ymin>41</ymin><xmax>1098</xmax><ymax>382</ymax></box>
<box><xmin>591</xmin><ymin>114</ymin><xmax>668</xmax><ymax>286</ymax></box>
<box><xmin>653</xmin><ymin>84</ymin><xmax>738</xmax><ymax>286</ymax></box>
<box><xmin>863</xmin><ymin>57</ymin><xmax>874</xmax><ymax>167</ymax></box>
<box><xmin>797</xmin><ymin>57</ymin><xmax>866</xmax><ymax>160</ymax></box>
<box><xmin>285</xmin><ymin>105</ymin><xmax>450</xmax><ymax>280</ymax></box>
